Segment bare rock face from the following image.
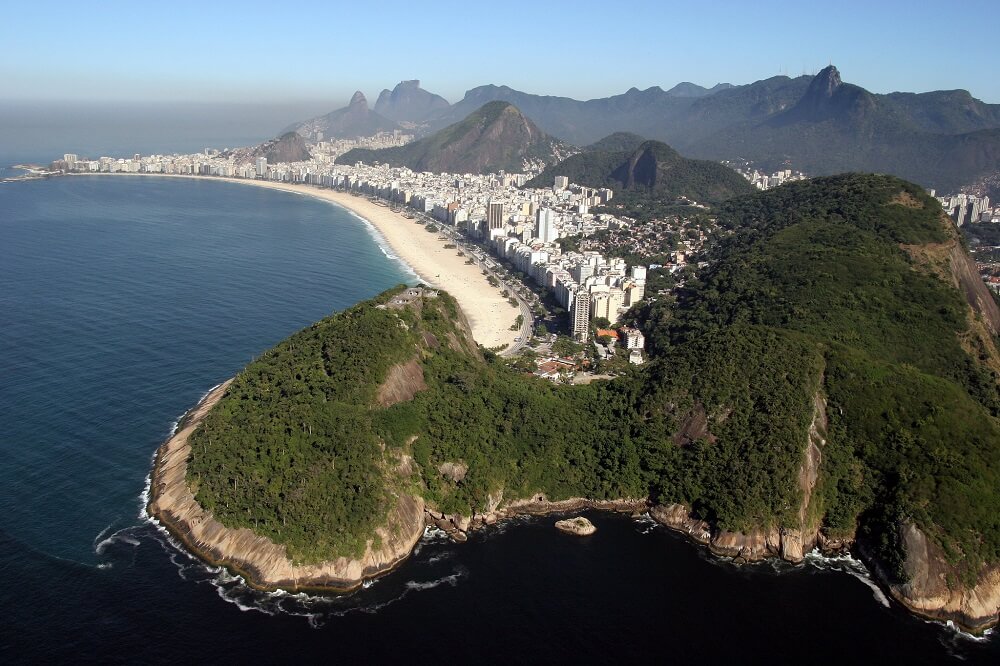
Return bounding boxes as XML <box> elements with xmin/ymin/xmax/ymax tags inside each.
<box><xmin>437</xmin><ymin>461</ymin><xmax>468</xmax><ymax>483</ymax></box>
<box><xmin>649</xmin><ymin>504</ymin><xmax>711</xmax><ymax>545</ymax></box>
<box><xmin>555</xmin><ymin>517</ymin><xmax>597</xmax><ymax>536</ymax></box>
<box><xmin>890</xmin><ymin>522</ymin><xmax>1000</xmax><ymax>633</ymax></box>
<box><xmin>375</xmin><ymin>356</ymin><xmax>427</xmax><ymax>407</ymax></box>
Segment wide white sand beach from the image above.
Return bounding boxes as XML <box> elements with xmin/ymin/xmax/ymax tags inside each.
<box><xmin>77</xmin><ymin>174</ymin><xmax>520</xmax><ymax>349</ymax></box>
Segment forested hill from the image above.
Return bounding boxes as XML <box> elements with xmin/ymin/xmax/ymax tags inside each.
<box><xmin>633</xmin><ymin>174</ymin><xmax>1000</xmax><ymax>597</ymax></box>
<box><xmin>185</xmin><ymin>175</ymin><xmax>1000</xmax><ymax>629</ymax></box>
<box><xmin>524</xmin><ymin>138</ymin><xmax>754</xmax><ymax>206</ymax></box>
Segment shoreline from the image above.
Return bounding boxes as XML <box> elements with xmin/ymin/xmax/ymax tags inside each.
<box><xmin>65</xmin><ymin>172</ymin><xmax>520</xmax><ymax>351</ymax></box>
<box><xmin>146</xmin><ymin>379</ymin><xmax>426</xmax><ymax>594</ymax></box>
<box><xmin>146</xmin><ymin>379</ymin><xmax>998</xmax><ymax>634</ymax></box>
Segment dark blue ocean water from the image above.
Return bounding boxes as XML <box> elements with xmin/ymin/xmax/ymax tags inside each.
<box><xmin>0</xmin><ymin>175</ymin><xmax>997</xmax><ymax>664</ymax></box>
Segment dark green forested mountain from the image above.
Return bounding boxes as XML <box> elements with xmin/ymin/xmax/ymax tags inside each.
<box><xmin>525</xmin><ymin>139</ymin><xmax>754</xmax><ymax>206</ymax></box>
<box><xmin>186</xmin><ymin>174</ymin><xmax>1000</xmax><ymax>628</ymax></box>
<box><xmin>690</xmin><ymin>66</ymin><xmax>1000</xmax><ymax>191</ymax></box>
<box><xmin>336</xmin><ymin>102</ymin><xmax>572</xmax><ymax>174</ymax></box>
<box><xmin>583</xmin><ymin>132</ymin><xmax>647</xmax><ymax>153</ymax></box>
<box><xmin>632</xmin><ymin>175</ymin><xmax>1000</xmax><ymax>577</ymax></box>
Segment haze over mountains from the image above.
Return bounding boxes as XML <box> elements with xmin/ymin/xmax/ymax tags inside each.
<box><xmin>288</xmin><ymin>68</ymin><xmax>1000</xmax><ymax>191</ymax></box>
<box><xmin>285</xmin><ymin>91</ymin><xmax>400</xmax><ymax>141</ymax></box>
<box><xmin>336</xmin><ymin>101</ymin><xmax>573</xmax><ymax>175</ymax></box>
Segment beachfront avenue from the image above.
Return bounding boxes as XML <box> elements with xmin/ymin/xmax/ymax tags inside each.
<box><xmin>50</xmin><ymin>139</ymin><xmax>664</xmax><ymax>356</ymax></box>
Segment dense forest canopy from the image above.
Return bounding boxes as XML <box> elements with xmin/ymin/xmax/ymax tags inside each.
<box><xmin>188</xmin><ymin>174</ymin><xmax>1000</xmax><ymax>586</ymax></box>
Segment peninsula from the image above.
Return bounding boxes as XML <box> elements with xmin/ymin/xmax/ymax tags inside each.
<box><xmin>147</xmin><ymin>174</ymin><xmax>1000</xmax><ymax>633</ymax></box>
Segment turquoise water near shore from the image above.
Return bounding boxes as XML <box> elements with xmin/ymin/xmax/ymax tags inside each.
<box><xmin>0</xmin><ymin>175</ymin><xmax>997</xmax><ymax>663</ymax></box>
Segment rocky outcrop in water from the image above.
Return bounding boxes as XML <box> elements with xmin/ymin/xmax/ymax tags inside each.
<box><xmin>555</xmin><ymin>517</ymin><xmax>596</xmax><ymax>536</ymax></box>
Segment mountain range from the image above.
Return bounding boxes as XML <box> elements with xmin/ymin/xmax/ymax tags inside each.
<box><xmin>335</xmin><ymin>101</ymin><xmax>573</xmax><ymax>174</ymax></box>
<box><xmin>289</xmin><ymin>70</ymin><xmax>1000</xmax><ymax>190</ymax></box>
<box><xmin>284</xmin><ymin>91</ymin><xmax>400</xmax><ymax>141</ymax></box>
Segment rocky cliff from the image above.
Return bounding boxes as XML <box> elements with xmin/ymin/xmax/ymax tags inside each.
<box><xmin>890</xmin><ymin>523</ymin><xmax>1000</xmax><ymax>633</ymax></box>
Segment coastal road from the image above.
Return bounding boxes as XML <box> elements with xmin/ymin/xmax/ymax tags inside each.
<box><xmin>413</xmin><ymin>210</ymin><xmax>534</xmax><ymax>356</ymax></box>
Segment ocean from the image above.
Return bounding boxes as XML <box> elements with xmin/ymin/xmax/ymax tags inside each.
<box><xmin>0</xmin><ymin>174</ymin><xmax>997</xmax><ymax>664</ymax></box>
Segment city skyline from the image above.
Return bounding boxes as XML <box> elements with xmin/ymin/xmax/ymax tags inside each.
<box><xmin>3</xmin><ymin>0</ymin><xmax>999</xmax><ymax>105</ymax></box>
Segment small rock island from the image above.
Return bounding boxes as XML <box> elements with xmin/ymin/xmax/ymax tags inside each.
<box><xmin>555</xmin><ymin>517</ymin><xmax>597</xmax><ymax>536</ymax></box>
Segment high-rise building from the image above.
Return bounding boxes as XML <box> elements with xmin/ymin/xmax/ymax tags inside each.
<box><xmin>63</xmin><ymin>154</ymin><xmax>78</xmax><ymax>168</ymax></box>
<box><xmin>536</xmin><ymin>207</ymin><xmax>558</xmax><ymax>243</ymax></box>
<box><xmin>554</xmin><ymin>175</ymin><xmax>569</xmax><ymax>190</ymax></box>
<box><xmin>255</xmin><ymin>157</ymin><xmax>268</xmax><ymax>178</ymax></box>
<box><xmin>487</xmin><ymin>201</ymin><xmax>505</xmax><ymax>230</ymax></box>
<box><xmin>572</xmin><ymin>263</ymin><xmax>594</xmax><ymax>284</ymax></box>
<box><xmin>572</xmin><ymin>290</ymin><xmax>591</xmax><ymax>342</ymax></box>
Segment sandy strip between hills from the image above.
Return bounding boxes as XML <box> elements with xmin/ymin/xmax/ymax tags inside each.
<box><xmin>72</xmin><ymin>173</ymin><xmax>519</xmax><ymax>349</ymax></box>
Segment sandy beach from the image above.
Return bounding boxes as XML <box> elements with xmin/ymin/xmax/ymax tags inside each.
<box><xmin>73</xmin><ymin>173</ymin><xmax>520</xmax><ymax>349</ymax></box>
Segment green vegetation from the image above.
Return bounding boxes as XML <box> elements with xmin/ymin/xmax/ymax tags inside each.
<box><xmin>636</xmin><ymin>174</ymin><xmax>1000</xmax><ymax>579</ymax></box>
<box><xmin>187</xmin><ymin>174</ymin><xmax>1000</xmax><ymax>586</ymax></box>
<box><xmin>524</xmin><ymin>140</ymin><xmax>754</xmax><ymax>207</ymax></box>
<box><xmin>189</xmin><ymin>287</ymin><xmax>647</xmax><ymax>562</ymax></box>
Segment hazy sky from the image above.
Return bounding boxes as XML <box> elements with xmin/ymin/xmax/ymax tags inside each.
<box><xmin>3</xmin><ymin>0</ymin><xmax>998</xmax><ymax>107</ymax></box>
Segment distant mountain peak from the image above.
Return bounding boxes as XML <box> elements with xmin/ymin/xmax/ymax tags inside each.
<box><xmin>809</xmin><ymin>65</ymin><xmax>843</xmax><ymax>99</ymax></box>
<box><xmin>373</xmin><ymin>80</ymin><xmax>450</xmax><ymax>123</ymax></box>
<box><xmin>349</xmin><ymin>91</ymin><xmax>368</xmax><ymax>109</ymax></box>
<box><xmin>336</xmin><ymin>101</ymin><xmax>572</xmax><ymax>174</ymax></box>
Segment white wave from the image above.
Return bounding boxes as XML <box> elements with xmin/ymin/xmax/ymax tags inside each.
<box><xmin>94</xmin><ymin>529</ymin><xmax>141</xmax><ymax>555</ymax></box>
<box><xmin>93</xmin><ymin>523</ymin><xmax>115</xmax><ymax>549</ymax></box>
<box><xmin>344</xmin><ymin>209</ymin><xmax>420</xmax><ymax>281</ymax></box>
<box><xmin>425</xmin><ymin>551</ymin><xmax>454</xmax><ymax>565</ymax></box>
<box><xmin>804</xmin><ymin>548</ymin><xmax>890</xmax><ymax>608</ymax></box>
<box><xmin>96</xmin><ymin>562</ymin><xmax>113</xmax><ymax>570</ymax></box>
<box><xmin>404</xmin><ymin>566</ymin><xmax>467</xmax><ymax>592</ymax></box>
<box><xmin>941</xmin><ymin>619</ymin><xmax>995</xmax><ymax>643</ymax></box>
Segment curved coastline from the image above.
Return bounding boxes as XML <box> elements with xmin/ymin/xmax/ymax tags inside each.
<box><xmin>66</xmin><ymin>172</ymin><xmax>519</xmax><ymax>351</ymax></box>
<box><xmin>117</xmin><ymin>172</ymin><xmax>999</xmax><ymax>632</ymax></box>
<box><xmin>147</xmin><ymin>380</ymin><xmax>998</xmax><ymax>632</ymax></box>
<box><xmin>147</xmin><ymin>379</ymin><xmax>426</xmax><ymax>593</ymax></box>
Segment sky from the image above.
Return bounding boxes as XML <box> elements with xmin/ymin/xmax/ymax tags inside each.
<box><xmin>2</xmin><ymin>0</ymin><xmax>998</xmax><ymax>107</ymax></box>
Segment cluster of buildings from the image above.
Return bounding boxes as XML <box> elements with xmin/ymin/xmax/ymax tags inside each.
<box><xmin>310</xmin><ymin>131</ymin><xmax>414</xmax><ymax>160</ymax></box>
<box><xmin>51</xmin><ymin>142</ymin><xmax>704</xmax><ymax>358</ymax></box>
<box><xmin>933</xmin><ymin>191</ymin><xmax>997</xmax><ymax>226</ymax></box>
<box><xmin>725</xmin><ymin>161</ymin><xmax>808</xmax><ymax>190</ymax></box>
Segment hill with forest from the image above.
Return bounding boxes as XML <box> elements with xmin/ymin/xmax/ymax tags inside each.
<box><xmin>525</xmin><ymin>138</ymin><xmax>754</xmax><ymax>207</ymax></box>
<box><xmin>151</xmin><ymin>175</ymin><xmax>1000</xmax><ymax>631</ymax></box>
<box><xmin>336</xmin><ymin>102</ymin><xmax>573</xmax><ymax>174</ymax></box>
